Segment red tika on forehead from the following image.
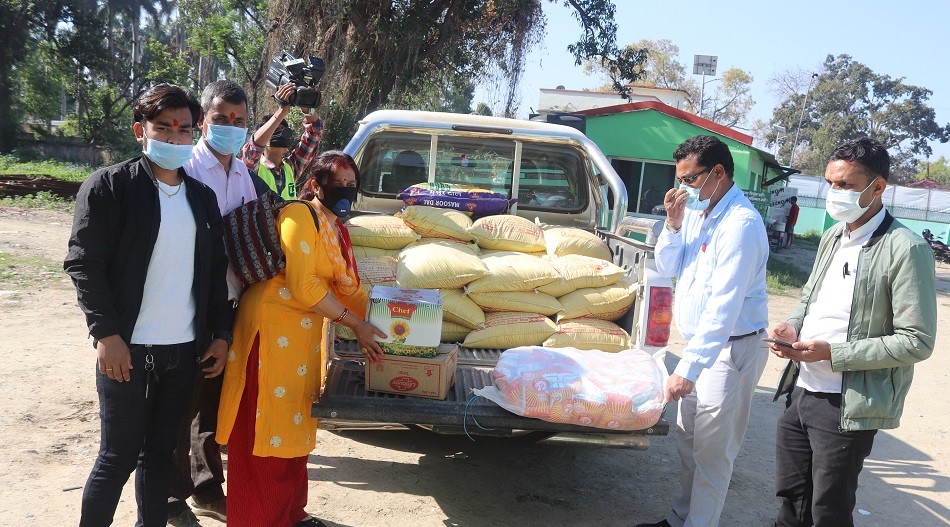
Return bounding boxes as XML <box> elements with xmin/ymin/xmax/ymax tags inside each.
<box><xmin>229</xmin><ymin>112</ymin><xmax>235</xmax><ymax>121</ymax></box>
<box><xmin>172</xmin><ymin>118</ymin><xmax>179</xmax><ymax>127</ymax></box>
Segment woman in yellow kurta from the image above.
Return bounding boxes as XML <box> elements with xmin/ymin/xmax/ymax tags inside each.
<box><xmin>217</xmin><ymin>151</ymin><xmax>385</xmax><ymax>527</ymax></box>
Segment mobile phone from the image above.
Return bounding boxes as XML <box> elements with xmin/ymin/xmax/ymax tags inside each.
<box><xmin>763</xmin><ymin>338</ymin><xmax>795</xmax><ymax>348</ymax></box>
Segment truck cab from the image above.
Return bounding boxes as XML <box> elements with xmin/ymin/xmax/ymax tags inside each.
<box><xmin>313</xmin><ymin>110</ymin><xmax>673</xmax><ymax>449</ymax></box>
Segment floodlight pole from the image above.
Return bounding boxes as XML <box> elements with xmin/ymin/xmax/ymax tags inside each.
<box><xmin>790</xmin><ymin>73</ymin><xmax>819</xmax><ymax>167</ymax></box>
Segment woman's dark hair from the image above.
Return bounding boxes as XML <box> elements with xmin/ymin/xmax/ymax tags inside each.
<box><xmin>299</xmin><ymin>150</ymin><xmax>361</xmax><ymax>201</ymax></box>
<box><xmin>133</xmin><ymin>83</ymin><xmax>201</xmax><ymax>125</ymax></box>
<box><xmin>200</xmin><ymin>80</ymin><xmax>248</xmax><ymax>112</ymax></box>
<box><xmin>828</xmin><ymin>137</ymin><xmax>890</xmax><ymax>181</ymax></box>
<box><xmin>673</xmin><ymin>135</ymin><xmax>735</xmax><ymax>178</ymax></box>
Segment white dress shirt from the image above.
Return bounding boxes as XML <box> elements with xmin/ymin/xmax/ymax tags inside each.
<box><xmin>797</xmin><ymin>207</ymin><xmax>887</xmax><ymax>393</ymax></box>
<box><xmin>655</xmin><ymin>183</ymin><xmax>770</xmax><ymax>382</ymax></box>
<box><xmin>184</xmin><ymin>138</ymin><xmax>258</xmax><ymax>300</ymax></box>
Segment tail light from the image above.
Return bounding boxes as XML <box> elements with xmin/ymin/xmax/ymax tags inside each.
<box><xmin>645</xmin><ymin>286</ymin><xmax>673</xmax><ymax>346</ymax></box>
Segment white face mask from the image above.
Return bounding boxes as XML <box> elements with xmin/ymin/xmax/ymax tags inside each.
<box><xmin>825</xmin><ymin>177</ymin><xmax>880</xmax><ymax>222</ymax></box>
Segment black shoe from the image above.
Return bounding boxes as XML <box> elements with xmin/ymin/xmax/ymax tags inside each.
<box><xmin>634</xmin><ymin>521</ymin><xmax>672</xmax><ymax>527</ymax></box>
<box><xmin>294</xmin><ymin>518</ymin><xmax>328</xmax><ymax>527</ymax></box>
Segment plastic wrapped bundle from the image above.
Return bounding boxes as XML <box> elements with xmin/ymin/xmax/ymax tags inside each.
<box><xmin>474</xmin><ymin>346</ymin><xmax>667</xmax><ymax>431</ymax></box>
<box><xmin>399</xmin><ymin>183</ymin><xmax>513</xmax><ymax>217</ymax></box>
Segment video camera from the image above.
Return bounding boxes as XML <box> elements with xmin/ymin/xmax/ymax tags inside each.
<box><xmin>265</xmin><ymin>50</ymin><xmax>326</xmax><ymax>110</ymax></box>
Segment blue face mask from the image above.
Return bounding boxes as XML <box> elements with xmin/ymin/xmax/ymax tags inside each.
<box><xmin>684</xmin><ymin>168</ymin><xmax>719</xmax><ymax>211</ymax></box>
<box><xmin>320</xmin><ymin>185</ymin><xmax>358</xmax><ymax>218</ymax></box>
<box><xmin>142</xmin><ymin>135</ymin><xmax>194</xmax><ymax>170</ymax></box>
<box><xmin>205</xmin><ymin>123</ymin><xmax>247</xmax><ymax>156</ymax></box>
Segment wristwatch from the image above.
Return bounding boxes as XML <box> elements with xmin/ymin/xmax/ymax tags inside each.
<box><xmin>212</xmin><ymin>330</ymin><xmax>233</xmax><ymax>346</ymax></box>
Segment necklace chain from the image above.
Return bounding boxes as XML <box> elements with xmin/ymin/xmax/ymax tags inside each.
<box><xmin>155</xmin><ymin>179</ymin><xmax>182</xmax><ymax>197</ymax></box>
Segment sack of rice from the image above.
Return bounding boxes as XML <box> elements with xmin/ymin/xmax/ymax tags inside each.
<box><xmin>469</xmin><ymin>215</ymin><xmax>546</xmax><ymax>252</ymax></box>
<box><xmin>441</xmin><ymin>288</ymin><xmax>485</xmax><ymax>329</ymax></box>
<box><xmin>465</xmin><ymin>251</ymin><xmax>560</xmax><ymax>293</ymax></box>
<box><xmin>463</xmin><ymin>312</ymin><xmax>557</xmax><ymax>349</ymax></box>
<box><xmin>398</xmin><ymin>205</ymin><xmax>475</xmax><ymax>242</ymax></box>
<box><xmin>356</xmin><ymin>256</ymin><xmax>398</xmax><ymax>287</ymax></box>
<box><xmin>352</xmin><ymin>246</ymin><xmax>400</xmax><ymax>258</ymax></box>
<box><xmin>543</xmin><ymin>318</ymin><xmax>632</xmax><ymax>352</ymax></box>
<box><xmin>398</xmin><ymin>182</ymin><xmax>512</xmax><ymax>217</ymax></box>
<box><xmin>468</xmin><ymin>291</ymin><xmax>562</xmax><ymax>316</ymax></box>
<box><xmin>479</xmin><ymin>248</ymin><xmax>543</xmax><ymax>258</ymax></box>
<box><xmin>557</xmin><ymin>277</ymin><xmax>638</xmax><ymax>322</ymax></box>
<box><xmin>441</xmin><ymin>320</ymin><xmax>471</xmax><ymax>342</ymax></box>
<box><xmin>396</xmin><ymin>243</ymin><xmax>488</xmax><ymax>289</ymax></box>
<box><xmin>402</xmin><ymin>237</ymin><xmax>480</xmax><ymax>256</ymax></box>
<box><xmin>543</xmin><ymin>226</ymin><xmax>612</xmax><ymax>261</ymax></box>
<box><xmin>345</xmin><ymin>215</ymin><xmax>420</xmax><ymax>249</ymax></box>
<box><xmin>537</xmin><ymin>254</ymin><xmax>626</xmax><ymax>297</ymax></box>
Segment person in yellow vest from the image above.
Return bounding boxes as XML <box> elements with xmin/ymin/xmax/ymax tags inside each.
<box><xmin>241</xmin><ymin>83</ymin><xmax>324</xmax><ymax>200</ymax></box>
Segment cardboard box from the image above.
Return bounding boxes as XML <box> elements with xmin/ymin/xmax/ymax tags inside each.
<box><xmin>365</xmin><ymin>344</ymin><xmax>458</xmax><ymax>399</ymax></box>
<box><xmin>369</xmin><ymin>285</ymin><xmax>443</xmax><ymax>357</ymax></box>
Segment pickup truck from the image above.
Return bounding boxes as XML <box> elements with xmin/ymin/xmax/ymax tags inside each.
<box><xmin>312</xmin><ymin>110</ymin><xmax>673</xmax><ymax>449</ymax></box>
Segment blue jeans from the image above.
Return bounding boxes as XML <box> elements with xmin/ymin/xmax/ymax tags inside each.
<box><xmin>80</xmin><ymin>341</ymin><xmax>198</xmax><ymax>527</ymax></box>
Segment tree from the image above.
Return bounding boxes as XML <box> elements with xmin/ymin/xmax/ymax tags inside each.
<box><xmin>764</xmin><ymin>54</ymin><xmax>950</xmax><ymax>180</ymax></box>
<box><xmin>584</xmin><ymin>39</ymin><xmax>754</xmax><ymax>127</ymax></box>
<box><xmin>915</xmin><ymin>156</ymin><xmax>950</xmax><ymax>186</ymax></box>
<box><xmin>262</xmin><ymin>0</ymin><xmax>646</xmax><ymax>146</ymax></box>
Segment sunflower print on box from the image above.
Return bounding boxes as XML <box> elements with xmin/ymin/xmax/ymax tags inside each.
<box><xmin>369</xmin><ymin>285</ymin><xmax>443</xmax><ymax>357</ymax></box>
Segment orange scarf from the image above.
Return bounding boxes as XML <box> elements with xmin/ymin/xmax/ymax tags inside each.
<box><xmin>310</xmin><ymin>201</ymin><xmax>361</xmax><ymax>297</ymax></box>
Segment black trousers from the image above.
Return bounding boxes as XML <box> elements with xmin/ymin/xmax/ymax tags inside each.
<box><xmin>775</xmin><ymin>386</ymin><xmax>877</xmax><ymax>527</ymax></box>
<box><xmin>168</xmin><ymin>368</ymin><xmax>226</xmax><ymax>516</ymax></box>
<box><xmin>80</xmin><ymin>342</ymin><xmax>198</xmax><ymax>527</ymax></box>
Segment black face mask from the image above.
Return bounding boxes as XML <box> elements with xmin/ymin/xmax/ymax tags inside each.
<box><xmin>319</xmin><ymin>185</ymin><xmax>358</xmax><ymax>217</ymax></box>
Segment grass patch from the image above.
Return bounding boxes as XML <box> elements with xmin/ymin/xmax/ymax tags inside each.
<box><xmin>794</xmin><ymin>229</ymin><xmax>821</xmax><ymax>248</ymax></box>
<box><xmin>0</xmin><ymin>191</ymin><xmax>74</xmax><ymax>212</ymax></box>
<box><xmin>766</xmin><ymin>255</ymin><xmax>810</xmax><ymax>295</ymax></box>
<box><xmin>0</xmin><ymin>251</ymin><xmax>67</xmax><ymax>291</ymax></box>
<box><xmin>0</xmin><ymin>154</ymin><xmax>94</xmax><ymax>182</ymax></box>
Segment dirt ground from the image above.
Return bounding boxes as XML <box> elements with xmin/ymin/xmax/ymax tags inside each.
<box><xmin>0</xmin><ymin>206</ymin><xmax>947</xmax><ymax>527</ymax></box>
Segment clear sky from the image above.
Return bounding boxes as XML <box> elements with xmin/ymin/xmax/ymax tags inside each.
<box><xmin>477</xmin><ymin>0</ymin><xmax>950</xmax><ymax>161</ymax></box>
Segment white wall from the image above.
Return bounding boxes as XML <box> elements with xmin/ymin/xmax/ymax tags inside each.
<box><xmin>537</xmin><ymin>87</ymin><xmax>689</xmax><ymax>113</ymax></box>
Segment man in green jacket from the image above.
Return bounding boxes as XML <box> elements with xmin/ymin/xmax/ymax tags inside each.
<box><xmin>767</xmin><ymin>137</ymin><xmax>936</xmax><ymax>527</ymax></box>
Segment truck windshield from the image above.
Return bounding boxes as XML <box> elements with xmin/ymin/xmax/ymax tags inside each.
<box><xmin>358</xmin><ymin>131</ymin><xmax>588</xmax><ymax>213</ymax></box>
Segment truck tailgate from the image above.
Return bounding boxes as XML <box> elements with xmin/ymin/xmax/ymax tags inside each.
<box><xmin>313</xmin><ymin>341</ymin><xmax>669</xmax><ymax>439</ymax></box>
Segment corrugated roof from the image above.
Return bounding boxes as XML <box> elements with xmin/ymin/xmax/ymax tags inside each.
<box><xmin>573</xmin><ymin>101</ymin><xmax>754</xmax><ymax>146</ymax></box>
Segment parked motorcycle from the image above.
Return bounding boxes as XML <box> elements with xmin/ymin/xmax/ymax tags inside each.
<box><xmin>923</xmin><ymin>229</ymin><xmax>950</xmax><ymax>264</ymax></box>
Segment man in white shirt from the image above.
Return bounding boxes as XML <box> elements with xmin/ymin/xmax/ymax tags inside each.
<box><xmin>768</xmin><ymin>138</ymin><xmax>936</xmax><ymax>527</ymax></box>
<box><xmin>637</xmin><ymin>135</ymin><xmax>770</xmax><ymax>527</ymax></box>
<box><xmin>170</xmin><ymin>80</ymin><xmax>258</xmax><ymax>527</ymax></box>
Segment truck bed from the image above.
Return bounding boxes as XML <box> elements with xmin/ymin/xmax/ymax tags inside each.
<box><xmin>313</xmin><ymin>340</ymin><xmax>669</xmax><ymax>448</ymax></box>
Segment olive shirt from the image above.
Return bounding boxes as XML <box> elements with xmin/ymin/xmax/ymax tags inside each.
<box><xmin>786</xmin><ymin>212</ymin><xmax>936</xmax><ymax>431</ymax></box>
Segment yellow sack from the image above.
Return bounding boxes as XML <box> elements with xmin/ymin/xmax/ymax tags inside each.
<box><xmin>469</xmin><ymin>215</ymin><xmax>546</xmax><ymax>252</ymax></box>
<box><xmin>543</xmin><ymin>318</ymin><xmax>633</xmax><ymax>352</ymax></box>
<box><xmin>543</xmin><ymin>226</ymin><xmax>612</xmax><ymax>261</ymax></box>
<box><xmin>441</xmin><ymin>320</ymin><xmax>471</xmax><ymax>342</ymax></box>
<box><xmin>468</xmin><ymin>291</ymin><xmax>563</xmax><ymax>316</ymax></box>
<box><xmin>352</xmin><ymin>246</ymin><xmax>400</xmax><ymax>258</ymax></box>
<box><xmin>441</xmin><ymin>288</ymin><xmax>485</xmax><ymax>329</ymax></box>
<box><xmin>356</xmin><ymin>256</ymin><xmax>398</xmax><ymax>287</ymax></box>
<box><xmin>465</xmin><ymin>251</ymin><xmax>560</xmax><ymax>293</ymax></box>
<box><xmin>345</xmin><ymin>215</ymin><xmax>420</xmax><ymax>249</ymax></box>
<box><xmin>480</xmin><ymin>248</ymin><xmax>543</xmax><ymax>258</ymax></box>
<box><xmin>398</xmin><ymin>205</ymin><xmax>475</xmax><ymax>242</ymax></box>
<box><xmin>537</xmin><ymin>254</ymin><xmax>626</xmax><ymax>297</ymax></box>
<box><xmin>463</xmin><ymin>312</ymin><xmax>557</xmax><ymax>349</ymax></box>
<box><xmin>557</xmin><ymin>277</ymin><xmax>638</xmax><ymax>322</ymax></box>
<box><xmin>396</xmin><ymin>243</ymin><xmax>488</xmax><ymax>289</ymax></box>
<box><xmin>403</xmin><ymin>237</ymin><xmax>480</xmax><ymax>256</ymax></box>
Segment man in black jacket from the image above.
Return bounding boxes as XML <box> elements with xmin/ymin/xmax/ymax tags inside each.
<box><xmin>64</xmin><ymin>83</ymin><xmax>232</xmax><ymax>527</ymax></box>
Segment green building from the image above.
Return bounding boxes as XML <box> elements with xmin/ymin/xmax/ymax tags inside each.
<box><xmin>575</xmin><ymin>102</ymin><xmax>788</xmax><ymax>216</ymax></box>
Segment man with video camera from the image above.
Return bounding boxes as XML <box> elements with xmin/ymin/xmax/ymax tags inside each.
<box><xmin>240</xmin><ymin>82</ymin><xmax>325</xmax><ymax>200</ymax></box>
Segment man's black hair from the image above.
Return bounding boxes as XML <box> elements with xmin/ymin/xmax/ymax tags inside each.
<box><xmin>673</xmin><ymin>135</ymin><xmax>735</xmax><ymax>178</ymax></box>
<box><xmin>790</xmin><ymin>196</ymin><xmax>797</xmax><ymax>203</ymax></box>
<box><xmin>828</xmin><ymin>137</ymin><xmax>890</xmax><ymax>182</ymax></box>
<box><xmin>133</xmin><ymin>83</ymin><xmax>201</xmax><ymax>125</ymax></box>
<box><xmin>201</xmin><ymin>80</ymin><xmax>248</xmax><ymax>112</ymax></box>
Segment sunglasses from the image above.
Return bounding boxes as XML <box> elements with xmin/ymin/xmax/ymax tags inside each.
<box><xmin>678</xmin><ymin>166</ymin><xmax>712</xmax><ymax>185</ymax></box>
